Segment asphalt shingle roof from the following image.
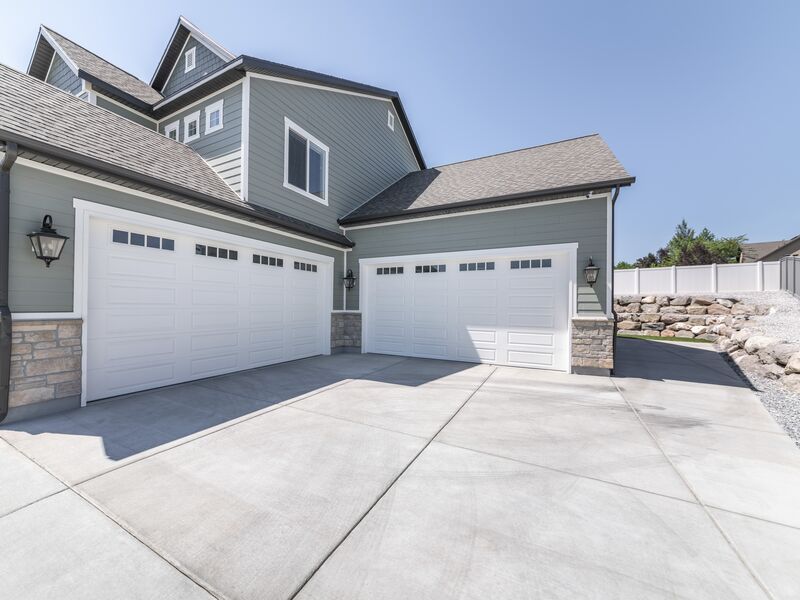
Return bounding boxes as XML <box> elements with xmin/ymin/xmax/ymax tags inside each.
<box><xmin>43</xmin><ymin>26</ymin><xmax>163</xmax><ymax>106</ymax></box>
<box><xmin>340</xmin><ymin>134</ymin><xmax>633</xmax><ymax>224</ymax></box>
<box><xmin>740</xmin><ymin>236</ymin><xmax>800</xmax><ymax>262</ymax></box>
<box><xmin>0</xmin><ymin>63</ymin><xmax>241</xmax><ymax>204</ymax></box>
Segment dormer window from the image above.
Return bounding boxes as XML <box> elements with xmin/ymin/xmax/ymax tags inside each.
<box><xmin>185</xmin><ymin>47</ymin><xmax>196</xmax><ymax>73</ymax></box>
<box><xmin>283</xmin><ymin>117</ymin><xmax>329</xmax><ymax>205</ymax></box>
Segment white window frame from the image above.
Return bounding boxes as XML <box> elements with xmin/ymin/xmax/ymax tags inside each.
<box><xmin>205</xmin><ymin>99</ymin><xmax>224</xmax><ymax>134</ymax></box>
<box><xmin>283</xmin><ymin>117</ymin><xmax>329</xmax><ymax>205</ymax></box>
<box><xmin>185</xmin><ymin>46</ymin><xmax>196</xmax><ymax>73</ymax></box>
<box><xmin>164</xmin><ymin>120</ymin><xmax>180</xmax><ymax>141</ymax></box>
<box><xmin>387</xmin><ymin>109</ymin><xmax>395</xmax><ymax>131</ymax></box>
<box><xmin>183</xmin><ymin>111</ymin><xmax>201</xmax><ymax>143</ymax></box>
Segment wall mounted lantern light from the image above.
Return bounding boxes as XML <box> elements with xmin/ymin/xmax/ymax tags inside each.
<box><xmin>28</xmin><ymin>215</ymin><xmax>69</xmax><ymax>268</ymax></box>
<box><xmin>584</xmin><ymin>256</ymin><xmax>600</xmax><ymax>287</ymax></box>
<box><xmin>343</xmin><ymin>268</ymin><xmax>357</xmax><ymax>290</ymax></box>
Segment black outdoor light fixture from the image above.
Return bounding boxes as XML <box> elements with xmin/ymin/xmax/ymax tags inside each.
<box><xmin>28</xmin><ymin>215</ymin><xmax>69</xmax><ymax>268</ymax></box>
<box><xmin>343</xmin><ymin>268</ymin><xmax>357</xmax><ymax>290</ymax></box>
<box><xmin>584</xmin><ymin>256</ymin><xmax>600</xmax><ymax>287</ymax></box>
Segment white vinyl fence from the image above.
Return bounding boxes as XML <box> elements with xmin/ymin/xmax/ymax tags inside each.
<box><xmin>614</xmin><ymin>261</ymin><xmax>780</xmax><ymax>295</ymax></box>
<box><xmin>781</xmin><ymin>256</ymin><xmax>800</xmax><ymax>298</ymax></box>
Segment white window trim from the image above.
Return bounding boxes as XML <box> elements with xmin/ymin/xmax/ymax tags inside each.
<box><xmin>205</xmin><ymin>99</ymin><xmax>224</xmax><ymax>134</ymax></box>
<box><xmin>185</xmin><ymin>46</ymin><xmax>196</xmax><ymax>73</ymax></box>
<box><xmin>183</xmin><ymin>110</ymin><xmax>201</xmax><ymax>143</ymax></box>
<box><xmin>283</xmin><ymin>117</ymin><xmax>330</xmax><ymax>206</ymax></box>
<box><xmin>164</xmin><ymin>120</ymin><xmax>180</xmax><ymax>141</ymax></box>
<box><xmin>387</xmin><ymin>110</ymin><xmax>395</xmax><ymax>131</ymax></box>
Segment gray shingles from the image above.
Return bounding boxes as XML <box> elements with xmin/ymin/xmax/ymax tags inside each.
<box><xmin>43</xmin><ymin>26</ymin><xmax>163</xmax><ymax>106</ymax></box>
<box><xmin>0</xmin><ymin>63</ymin><xmax>237</xmax><ymax>203</ymax></box>
<box><xmin>340</xmin><ymin>134</ymin><xmax>633</xmax><ymax>224</ymax></box>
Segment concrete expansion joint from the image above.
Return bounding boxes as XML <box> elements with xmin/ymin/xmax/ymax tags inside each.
<box><xmin>610</xmin><ymin>378</ymin><xmax>776</xmax><ymax>600</ymax></box>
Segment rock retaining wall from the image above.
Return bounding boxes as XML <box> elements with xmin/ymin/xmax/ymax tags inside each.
<box><xmin>614</xmin><ymin>295</ymin><xmax>768</xmax><ymax>341</ymax></box>
<box><xmin>717</xmin><ymin>330</ymin><xmax>800</xmax><ymax>393</ymax></box>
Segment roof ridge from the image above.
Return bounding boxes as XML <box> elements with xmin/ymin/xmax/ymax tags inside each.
<box><xmin>429</xmin><ymin>133</ymin><xmax>602</xmax><ymax>170</ymax></box>
<box><xmin>41</xmin><ymin>24</ymin><xmax>158</xmax><ymax>95</ymax></box>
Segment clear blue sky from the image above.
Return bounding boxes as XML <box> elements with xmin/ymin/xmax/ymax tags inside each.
<box><xmin>2</xmin><ymin>1</ymin><xmax>797</xmax><ymax>261</ymax></box>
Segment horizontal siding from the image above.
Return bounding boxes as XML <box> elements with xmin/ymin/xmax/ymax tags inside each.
<box><xmin>162</xmin><ymin>36</ymin><xmax>227</xmax><ymax>97</ymax></box>
<box><xmin>248</xmin><ymin>77</ymin><xmax>419</xmax><ymax>231</ymax></box>
<box><xmin>45</xmin><ymin>53</ymin><xmax>81</xmax><ymax>95</ymax></box>
<box><xmin>159</xmin><ymin>84</ymin><xmax>242</xmax><ymax>194</ymax></box>
<box><xmin>96</xmin><ymin>95</ymin><xmax>157</xmax><ymax>130</ymax></box>
<box><xmin>9</xmin><ymin>164</ymin><xmax>345</xmax><ymax>312</ymax></box>
<box><xmin>345</xmin><ymin>197</ymin><xmax>609</xmax><ymax>314</ymax></box>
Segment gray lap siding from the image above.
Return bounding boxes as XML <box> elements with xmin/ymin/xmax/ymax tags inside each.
<box><xmin>8</xmin><ymin>164</ymin><xmax>346</xmax><ymax>313</ymax></box>
<box><xmin>343</xmin><ymin>196</ymin><xmax>610</xmax><ymax>314</ymax></box>
<box><xmin>161</xmin><ymin>36</ymin><xmax>227</xmax><ymax>97</ymax></box>
<box><xmin>45</xmin><ymin>53</ymin><xmax>81</xmax><ymax>95</ymax></box>
<box><xmin>247</xmin><ymin>77</ymin><xmax>419</xmax><ymax>231</ymax></box>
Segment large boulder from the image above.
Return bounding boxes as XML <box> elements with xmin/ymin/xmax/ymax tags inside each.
<box><xmin>707</xmin><ymin>304</ymin><xmax>731</xmax><ymax>315</ymax></box>
<box><xmin>675</xmin><ymin>330</ymin><xmax>695</xmax><ymax>338</ymax></box>
<box><xmin>692</xmin><ymin>296</ymin><xmax>715</xmax><ymax>306</ymax></box>
<box><xmin>744</xmin><ymin>336</ymin><xmax>780</xmax><ymax>355</ymax></box>
<box><xmin>690</xmin><ymin>325</ymin><xmax>708</xmax><ymax>336</ymax></box>
<box><xmin>786</xmin><ymin>353</ymin><xmax>800</xmax><ymax>375</ymax></box>
<box><xmin>639</xmin><ymin>313</ymin><xmax>662</xmax><ymax>323</ymax></box>
<box><xmin>660</xmin><ymin>306</ymin><xmax>688</xmax><ymax>314</ymax></box>
<box><xmin>687</xmin><ymin>305</ymin><xmax>708</xmax><ymax>315</ymax></box>
<box><xmin>661</xmin><ymin>329</ymin><xmax>676</xmax><ymax>337</ymax></box>
<box><xmin>656</xmin><ymin>295</ymin><xmax>670</xmax><ymax>306</ymax></box>
<box><xmin>669</xmin><ymin>322</ymin><xmax>694</xmax><ymax>331</ymax></box>
<box><xmin>617</xmin><ymin>321</ymin><xmax>640</xmax><ymax>331</ymax></box>
<box><xmin>759</xmin><ymin>344</ymin><xmax>800</xmax><ymax>366</ymax></box>
<box><xmin>617</xmin><ymin>295</ymin><xmax>641</xmax><ymax>305</ymax></box>
<box><xmin>715</xmin><ymin>298</ymin><xmax>735</xmax><ymax>308</ymax></box>
<box><xmin>661</xmin><ymin>313</ymin><xmax>690</xmax><ymax>325</ymax></box>
<box><xmin>763</xmin><ymin>364</ymin><xmax>786</xmax><ymax>380</ymax></box>
<box><xmin>784</xmin><ymin>374</ymin><xmax>800</xmax><ymax>393</ymax></box>
<box><xmin>731</xmin><ymin>329</ymin><xmax>753</xmax><ymax>345</ymax></box>
<box><xmin>618</xmin><ymin>303</ymin><xmax>641</xmax><ymax>313</ymax></box>
<box><xmin>688</xmin><ymin>316</ymin><xmax>707</xmax><ymax>326</ymax></box>
<box><xmin>642</xmin><ymin>322</ymin><xmax>666</xmax><ymax>331</ymax></box>
<box><xmin>641</xmin><ymin>303</ymin><xmax>660</xmax><ymax>314</ymax></box>
<box><xmin>732</xmin><ymin>303</ymin><xmax>757</xmax><ymax>315</ymax></box>
<box><xmin>641</xmin><ymin>295</ymin><xmax>656</xmax><ymax>304</ymax></box>
<box><xmin>670</xmin><ymin>296</ymin><xmax>691</xmax><ymax>306</ymax></box>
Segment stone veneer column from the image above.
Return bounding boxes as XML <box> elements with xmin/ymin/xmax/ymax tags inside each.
<box><xmin>330</xmin><ymin>312</ymin><xmax>362</xmax><ymax>353</ymax></box>
<box><xmin>571</xmin><ymin>316</ymin><xmax>615</xmax><ymax>375</ymax></box>
<box><xmin>6</xmin><ymin>319</ymin><xmax>82</xmax><ymax>422</ymax></box>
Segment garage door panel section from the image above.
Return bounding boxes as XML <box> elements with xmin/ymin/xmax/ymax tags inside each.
<box><xmin>86</xmin><ymin>218</ymin><xmax>330</xmax><ymax>401</ymax></box>
<box><xmin>364</xmin><ymin>249</ymin><xmax>570</xmax><ymax>371</ymax></box>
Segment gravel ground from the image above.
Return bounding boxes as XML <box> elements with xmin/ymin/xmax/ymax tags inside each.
<box><xmin>727</xmin><ymin>291</ymin><xmax>800</xmax><ymax>446</ymax></box>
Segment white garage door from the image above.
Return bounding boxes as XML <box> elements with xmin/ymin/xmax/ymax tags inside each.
<box><xmin>362</xmin><ymin>247</ymin><xmax>573</xmax><ymax>371</ymax></box>
<box><xmin>86</xmin><ymin>217</ymin><xmax>331</xmax><ymax>401</ymax></box>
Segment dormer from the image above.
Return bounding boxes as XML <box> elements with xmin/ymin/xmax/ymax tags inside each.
<box><xmin>150</xmin><ymin>16</ymin><xmax>236</xmax><ymax>99</ymax></box>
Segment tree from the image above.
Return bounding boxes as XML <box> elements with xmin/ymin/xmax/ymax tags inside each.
<box><xmin>616</xmin><ymin>220</ymin><xmax>745</xmax><ymax>268</ymax></box>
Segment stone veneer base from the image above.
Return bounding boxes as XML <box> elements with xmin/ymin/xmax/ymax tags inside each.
<box><xmin>571</xmin><ymin>316</ymin><xmax>615</xmax><ymax>375</ymax></box>
<box><xmin>331</xmin><ymin>311</ymin><xmax>362</xmax><ymax>352</ymax></box>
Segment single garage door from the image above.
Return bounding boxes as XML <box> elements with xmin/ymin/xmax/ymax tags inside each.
<box><xmin>362</xmin><ymin>247</ymin><xmax>573</xmax><ymax>371</ymax></box>
<box><xmin>86</xmin><ymin>217</ymin><xmax>331</xmax><ymax>401</ymax></box>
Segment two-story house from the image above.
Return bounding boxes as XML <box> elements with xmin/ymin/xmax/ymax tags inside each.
<box><xmin>0</xmin><ymin>16</ymin><xmax>634</xmax><ymax>422</ymax></box>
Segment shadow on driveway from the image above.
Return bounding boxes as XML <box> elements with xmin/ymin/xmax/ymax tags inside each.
<box><xmin>0</xmin><ymin>354</ymin><xmax>474</xmax><ymax>463</ymax></box>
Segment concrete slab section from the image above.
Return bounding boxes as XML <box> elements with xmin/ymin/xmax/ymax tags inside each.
<box><xmin>0</xmin><ymin>491</ymin><xmax>213</xmax><ymax>599</ymax></box>
<box><xmin>297</xmin><ymin>443</ymin><xmax>766</xmax><ymax>600</ymax></box>
<box><xmin>293</xmin><ymin>362</ymin><xmax>492</xmax><ymax>438</ymax></box>
<box><xmin>0</xmin><ymin>441</ymin><xmax>64</xmax><ymax>516</ymax></box>
<box><xmin>710</xmin><ymin>508</ymin><xmax>800</xmax><ymax>600</ymax></box>
<box><xmin>437</xmin><ymin>369</ymin><xmax>695</xmax><ymax>501</ymax></box>
<box><xmin>78</xmin><ymin>407</ymin><xmax>426</xmax><ymax>600</ymax></box>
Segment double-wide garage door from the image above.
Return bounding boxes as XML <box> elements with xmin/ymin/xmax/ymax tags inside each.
<box><xmin>362</xmin><ymin>249</ymin><xmax>571</xmax><ymax>371</ymax></box>
<box><xmin>86</xmin><ymin>217</ymin><xmax>331</xmax><ymax>401</ymax></box>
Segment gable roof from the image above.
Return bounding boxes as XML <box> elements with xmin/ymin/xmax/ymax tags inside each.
<box><xmin>28</xmin><ymin>26</ymin><xmax>163</xmax><ymax>109</ymax></box>
<box><xmin>740</xmin><ymin>235</ymin><xmax>800</xmax><ymax>262</ymax></box>
<box><xmin>0</xmin><ymin>63</ymin><xmax>352</xmax><ymax>247</ymax></box>
<box><xmin>339</xmin><ymin>134</ymin><xmax>634</xmax><ymax>225</ymax></box>
<box><xmin>151</xmin><ymin>16</ymin><xmax>235</xmax><ymax>92</ymax></box>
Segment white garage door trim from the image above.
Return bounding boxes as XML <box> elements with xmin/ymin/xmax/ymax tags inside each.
<box><xmin>359</xmin><ymin>243</ymin><xmax>578</xmax><ymax>371</ymax></box>
<box><xmin>73</xmin><ymin>198</ymin><xmax>334</xmax><ymax>405</ymax></box>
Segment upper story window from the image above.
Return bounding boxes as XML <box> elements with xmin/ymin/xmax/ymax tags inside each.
<box><xmin>283</xmin><ymin>117</ymin><xmax>329</xmax><ymax>205</ymax></box>
<box><xmin>185</xmin><ymin>47</ymin><xmax>196</xmax><ymax>73</ymax></box>
<box><xmin>205</xmin><ymin>99</ymin><xmax>224</xmax><ymax>134</ymax></box>
<box><xmin>184</xmin><ymin>110</ymin><xmax>200</xmax><ymax>143</ymax></box>
<box><xmin>387</xmin><ymin>110</ymin><xmax>395</xmax><ymax>131</ymax></box>
<box><xmin>164</xmin><ymin>121</ymin><xmax>179</xmax><ymax>141</ymax></box>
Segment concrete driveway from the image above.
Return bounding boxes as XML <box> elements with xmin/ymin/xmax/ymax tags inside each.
<box><xmin>1</xmin><ymin>339</ymin><xmax>799</xmax><ymax>599</ymax></box>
